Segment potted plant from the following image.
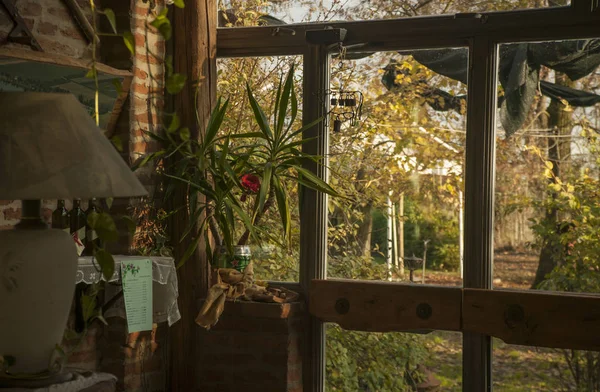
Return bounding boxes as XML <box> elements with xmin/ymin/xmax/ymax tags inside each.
<box><xmin>146</xmin><ymin>65</ymin><xmax>337</xmax><ymax>272</ymax></box>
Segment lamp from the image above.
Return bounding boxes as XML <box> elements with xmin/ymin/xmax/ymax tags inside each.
<box><xmin>0</xmin><ymin>92</ymin><xmax>147</xmax><ymax>379</ymax></box>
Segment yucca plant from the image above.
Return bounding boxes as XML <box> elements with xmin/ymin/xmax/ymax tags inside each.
<box><xmin>143</xmin><ymin>65</ymin><xmax>337</xmax><ymax>267</ymax></box>
<box><xmin>231</xmin><ymin>64</ymin><xmax>338</xmax><ymax>247</ymax></box>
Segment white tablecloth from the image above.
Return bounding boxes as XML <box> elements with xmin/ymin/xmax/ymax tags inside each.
<box><xmin>76</xmin><ymin>256</ymin><xmax>180</xmax><ymax>326</ymax></box>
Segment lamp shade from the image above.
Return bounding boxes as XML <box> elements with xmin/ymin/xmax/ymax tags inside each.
<box><xmin>0</xmin><ymin>92</ymin><xmax>147</xmax><ymax>199</ymax></box>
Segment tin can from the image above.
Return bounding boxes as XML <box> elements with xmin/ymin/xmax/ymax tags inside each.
<box><xmin>218</xmin><ymin>245</ymin><xmax>251</xmax><ymax>272</ymax></box>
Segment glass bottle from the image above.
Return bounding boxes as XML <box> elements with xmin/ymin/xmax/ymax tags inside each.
<box><xmin>51</xmin><ymin>200</ymin><xmax>69</xmax><ymax>232</ymax></box>
<box><xmin>84</xmin><ymin>198</ymin><xmax>101</xmax><ymax>256</ymax></box>
<box><xmin>69</xmin><ymin>199</ymin><xmax>86</xmax><ymax>255</ymax></box>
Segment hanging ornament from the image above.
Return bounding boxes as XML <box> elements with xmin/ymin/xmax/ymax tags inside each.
<box><xmin>333</xmin><ymin>116</ymin><xmax>342</xmax><ymax>133</ymax></box>
<box><xmin>325</xmin><ymin>43</ymin><xmax>364</xmax><ymax>133</ymax></box>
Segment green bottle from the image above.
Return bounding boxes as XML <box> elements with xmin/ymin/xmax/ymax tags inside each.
<box><xmin>51</xmin><ymin>200</ymin><xmax>69</xmax><ymax>232</ymax></box>
<box><xmin>84</xmin><ymin>198</ymin><xmax>102</xmax><ymax>256</ymax></box>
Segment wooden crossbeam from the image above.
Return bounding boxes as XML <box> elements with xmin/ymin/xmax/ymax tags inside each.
<box><xmin>310</xmin><ymin>279</ymin><xmax>462</xmax><ymax>332</ymax></box>
<box><xmin>1</xmin><ymin>0</ymin><xmax>42</xmax><ymax>51</ymax></box>
<box><xmin>463</xmin><ymin>288</ymin><xmax>600</xmax><ymax>351</ymax></box>
<box><xmin>309</xmin><ymin>279</ymin><xmax>600</xmax><ymax>351</ymax></box>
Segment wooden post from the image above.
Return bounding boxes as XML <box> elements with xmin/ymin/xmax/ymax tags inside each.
<box><xmin>168</xmin><ymin>1</ymin><xmax>216</xmax><ymax>391</ymax></box>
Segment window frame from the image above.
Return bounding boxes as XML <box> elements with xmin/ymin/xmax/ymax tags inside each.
<box><xmin>216</xmin><ymin>2</ymin><xmax>600</xmax><ymax>391</ymax></box>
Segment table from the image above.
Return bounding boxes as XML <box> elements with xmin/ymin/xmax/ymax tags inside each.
<box><xmin>76</xmin><ymin>256</ymin><xmax>180</xmax><ymax>326</ymax></box>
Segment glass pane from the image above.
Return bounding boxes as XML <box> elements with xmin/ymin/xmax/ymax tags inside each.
<box><xmin>218</xmin><ymin>0</ymin><xmax>570</xmax><ymax>27</ymax></box>
<box><xmin>493</xmin><ymin>340</ymin><xmax>600</xmax><ymax>390</ymax></box>
<box><xmin>493</xmin><ymin>38</ymin><xmax>600</xmax><ymax>292</ymax></box>
<box><xmin>217</xmin><ymin>55</ymin><xmax>302</xmax><ymax>281</ymax></box>
<box><xmin>327</xmin><ymin>325</ymin><xmax>463</xmax><ymax>391</ymax></box>
<box><xmin>327</xmin><ymin>48</ymin><xmax>467</xmax><ymax>285</ymax></box>
<box><xmin>493</xmin><ymin>37</ymin><xmax>600</xmax><ymax>391</ymax></box>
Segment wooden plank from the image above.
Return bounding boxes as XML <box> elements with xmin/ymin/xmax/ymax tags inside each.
<box><xmin>168</xmin><ymin>1</ymin><xmax>216</xmax><ymax>391</ymax></box>
<box><xmin>463</xmin><ymin>288</ymin><xmax>600</xmax><ymax>351</ymax></box>
<box><xmin>0</xmin><ymin>46</ymin><xmax>131</xmax><ymax>77</ymax></box>
<box><xmin>62</xmin><ymin>0</ymin><xmax>99</xmax><ymax>44</ymax></box>
<box><xmin>217</xmin><ymin>7</ymin><xmax>600</xmax><ymax>57</ymax></box>
<box><xmin>309</xmin><ymin>279</ymin><xmax>462</xmax><ymax>332</ymax></box>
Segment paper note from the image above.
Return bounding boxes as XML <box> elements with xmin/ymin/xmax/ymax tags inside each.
<box><xmin>121</xmin><ymin>259</ymin><xmax>153</xmax><ymax>333</ymax></box>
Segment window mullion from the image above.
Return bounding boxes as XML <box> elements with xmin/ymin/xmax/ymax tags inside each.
<box><xmin>300</xmin><ymin>44</ymin><xmax>330</xmax><ymax>392</ymax></box>
<box><xmin>463</xmin><ymin>35</ymin><xmax>498</xmax><ymax>392</ymax></box>
<box><xmin>573</xmin><ymin>0</ymin><xmax>596</xmax><ymax>13</ymax></box>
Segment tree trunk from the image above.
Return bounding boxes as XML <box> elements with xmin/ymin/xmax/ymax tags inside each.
<box><xmin>168</xmin><ymin>1</ymin><xmax>217</xmax><ymax>391</ymax></box>
<box><xmin>354</xmin><ymin>167</ymin><xmax>373</xmax><ymax>256</ymax></box>
<box><xmin>532</xmin><ymin>73</ymin><xmax>573</xmax><ymax>288</ymax></box>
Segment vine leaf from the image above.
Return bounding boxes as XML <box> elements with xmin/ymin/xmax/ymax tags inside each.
<box><xmin>104</xmin><ymin>8</ymin><xmax>117</xmax><ymax>34</ymax></box>
<box><xmin>95</xmin><ymin>249</ymin><xmax>115</xmax><ymax>281</ymax></box>
<box><xmin>167</xmin><ymin>73</ymin><xmax>187</xmax><ymax>94</ymax></box>
<box><xmin>123</xmin><ymin>31</ymin><xmax>135</xmax><ymax>55</ymax></box>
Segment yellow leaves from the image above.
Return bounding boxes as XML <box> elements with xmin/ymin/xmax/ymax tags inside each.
<box><xmin>559</xmin><ymin>98</ymin><xmax>573</xmax><ymax>112</ymax></box>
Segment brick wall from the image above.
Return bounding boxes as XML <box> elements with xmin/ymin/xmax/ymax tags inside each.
<box><xmin>99</xmin><ymin>319</ymin><xmax>168</xmax><ymax>392</ymax></box>
<box><xmin>0</xmin><ymin>0</ymin><xmax>92</xmax><ymax>58</ymax></box>
<box><xmin>128</xmin><ymin>0</ymin><xmax>165</xmax><ymax>192</ymax></box>
<box><xmin>0</xmin><ymin>1</ymin><xmax>169</xmax><ymax>391</ymax></box>
<box><xmin>0</xmin><ymin>0</ymin><xmax>92</xmax><ymax>226</ymax></box>
<box><xmin>196</xmin><ymin>301</ymin><xmax>304</xmax><ymax>392</ymax></box>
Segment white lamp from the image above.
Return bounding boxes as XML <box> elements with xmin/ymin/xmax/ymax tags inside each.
<box><xmin>0</xmin><ymin>92</ymin><xmax>147</xmax><ymax>380</ymax></box>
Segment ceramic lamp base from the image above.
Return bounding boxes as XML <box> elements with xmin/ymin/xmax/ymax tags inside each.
<box><xmin>0</xmin><ymin>228</ymin><xmax>77</xmax><ymax>374</ymax></box>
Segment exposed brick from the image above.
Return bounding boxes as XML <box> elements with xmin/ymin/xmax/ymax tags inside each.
<box><xmin>41</xmin><ymin>207</ymin><xmax>52</xmax><ymax>224</ymax></box>
<box><xmin>135</xmin><ymin>53</ymin><xmax>162</xmax><ymax>65</ymax></box>
<box><xmin>0</xmin><ymin>200</ymin><xmax>14</xmax><ymax>205</ymax></box>
<box><xmin>131</xmin><ymin>141</ymin><xmax>158</xmax><ymax>154</ymax></box>
<box><xmin>131</xmin><ymin>82</ymin><xmax>163</xmax><ymax>95</ymax></box>
<box><xmin>3</xmin><ymin>207</ymin><xmax>20</xmax><ymax>221</ymax></box>
<box><xmin>60</xmin><ymin>26</ymin><xmax>85</xmax><ymax>40</ymax></box>
<box><xmin>153</xmin><ymin>39</ymin><xmax>165</xmax><ymax>51</ymax></box>
<box><xmin>134</xmin><ymin>6</ymin><xmax>153</xmax><ymax>16</ymax></box>
<box><xmin>36</xmin><ymin>37</ymin><xmax>78</xmax><ymax>57</ymax></box>
<box><xmin>47</xmin><ymin>6</ymin><xmax>72</xmax><ymax>20</ymax></box>
<box><xmin>133</xmin><ymin>111</ymin><xmax>160</xmax><ymax>125</ymax></box>
<box><xmin>22</xmin><ymin>18</ymin><xmax>35</xmax><ymax>30</ymax></box>
<box><xmin>37</xmin><ymin>21</ymin><xmax>57</xmax><ymax>36</ymax></box>
<box><xmin>134</xmin><ymin>68</ymin><xmax>148</xmax><ymax>80</ymax></box>
<box><xmin>18</xmin><ymin>1</ymin><xmax>42</xmax><ymax>17</ymax></box>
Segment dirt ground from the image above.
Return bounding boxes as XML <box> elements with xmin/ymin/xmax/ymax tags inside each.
<box><xmin>419</xmin><ymin>251</ymin><xmax>538</xmax><ymax>289</ymax></box>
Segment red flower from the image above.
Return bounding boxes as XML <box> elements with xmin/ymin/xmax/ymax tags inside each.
<box><xmin>240</xmin><ymin>174</ymin><xmax>260</xmax><ymax>193</ymax></box>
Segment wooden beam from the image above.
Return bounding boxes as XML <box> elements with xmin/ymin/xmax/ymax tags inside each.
<box><xmin>1</xmin><ymin>0</ymin><xmax>41</xmax><ymax>51</ymax></box>
<box><xmin>0</xmin><ymin>46</ymin><xmax>131</xmax><ymax>136</ymax></box>
<box><xmin>62</xmin><ymin>0</ymin><xmax>99</xmax><ymax>44</ymax></box>
<box><xmin>169</xmin><ymin>1</ymin><xmax>216</xmax><ymax>391</ymax></box>
<box><xmin>0</xmin><ymin>46</ymin><xmax>131</xmax><ymax>77</ymax></box>
<box><xmin>309</xmin><ymin>279</ymin><xmax>462</xmax><ymax>332</ymax></box>
<box><xmin>464</xmin><ymin>288</ymin><xmax>600</xmax><ymax>351</ymax></box>
<box><xmin>217</xmin><ymin>6</ymin><xmax>600</xmax><ymax>58</ymax></box>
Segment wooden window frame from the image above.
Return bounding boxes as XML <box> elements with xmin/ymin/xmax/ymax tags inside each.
<box><xmin>216</xmin><ymin>2</ymin><xmax>600</xmax><ymax>391</ymax></box>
